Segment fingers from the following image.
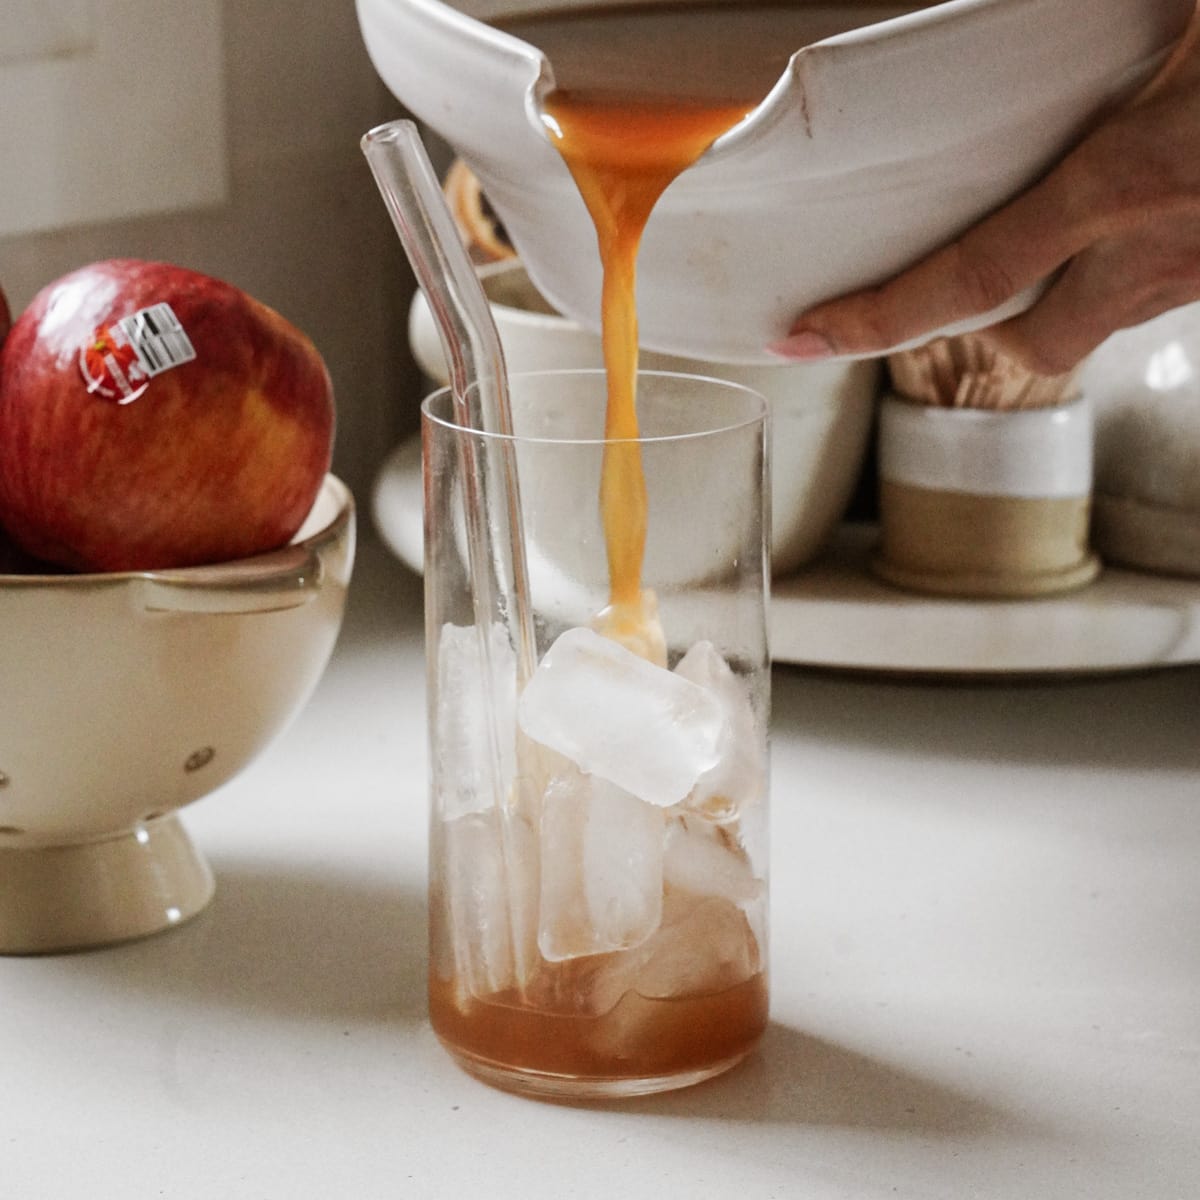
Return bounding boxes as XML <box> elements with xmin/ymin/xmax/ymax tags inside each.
<box><xmin>768</xmin><ymin>21</ymin><xmax>1200</xmax><ymax>371</ymax></box>
<box><xmin>770</xmin><ymin>159</ymin><xmax>1103</xmax><ymax>361</ymax></box>
<box><xmin>979</xmin><ymin>258</ymin><xmax>1121</xmax><ymax>375</ymax></box>
<box><xmin>983</xmin><ymin>225</ymin><xmax>1200</xmax><ymax>373</ymax></box>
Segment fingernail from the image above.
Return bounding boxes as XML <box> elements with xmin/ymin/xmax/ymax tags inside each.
<box><xmin>767</xmin><ymin>330</ymin><xmax>836</xmax><ymax>361</ymax></box>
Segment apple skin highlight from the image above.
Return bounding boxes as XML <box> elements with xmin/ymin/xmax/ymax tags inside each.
<box><xmin>0</xmin><ymin>259</ymin><xmax>335</xmax><ymax>573</ymax></box>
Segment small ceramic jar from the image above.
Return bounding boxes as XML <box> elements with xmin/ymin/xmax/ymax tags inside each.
<box><xmin>1078</xmin><ymin>302</ymin><xmax>1200</xmax><ymax>578</ymax></box>
<box><xmin>873</xmin><ymin>395</ymin><xmax>1100</xmax><ymax>598</ymax></box>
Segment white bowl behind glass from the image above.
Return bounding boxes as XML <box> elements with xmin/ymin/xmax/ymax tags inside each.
<box><xmin>408</xmin><ymin>262</ymin><xmax>879</xmax><ymax>576</ymax></box>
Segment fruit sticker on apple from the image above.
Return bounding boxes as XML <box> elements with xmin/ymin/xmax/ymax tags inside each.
<box><xmin>0</xmin><ymin>259</ymin><xmax>336</xmax><ymax>573</ymax></box>
<box><xmin>79</xmin><ymin>301</ymin><xmax>197</xmax><ymax>404</ymax></box>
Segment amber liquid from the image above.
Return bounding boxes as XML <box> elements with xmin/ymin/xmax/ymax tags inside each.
<box><xmin>541</xmin><ymin>90</ymin><xmax>754</xmax><ymax>614</ymax></box>
<box><xmin>430</xmin><ymin>971</ymin><xmax>769</xmax><ymax>1088</ymax></box>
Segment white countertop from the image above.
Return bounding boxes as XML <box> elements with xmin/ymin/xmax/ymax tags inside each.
<box><xmin>4</xmin><ymin>533</ymin><xmax>1198</xmax><ymax>1199</ymax></box>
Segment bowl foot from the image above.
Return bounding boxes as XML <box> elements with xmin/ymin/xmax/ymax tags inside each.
<box><xmin>0</xmin><ymin>816</ymin><xmax>214</xmax><ymax>955</ymax></box>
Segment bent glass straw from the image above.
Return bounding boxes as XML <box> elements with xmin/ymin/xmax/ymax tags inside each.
<box><xmin>361</xmin><ymin>120</ymin><xmax>537</xmax><ymax>692</ymax></box>
<box><xmin>363</xmin><ymin>122</ymin><xmax>540</xmax><ymax>976</ymax></box>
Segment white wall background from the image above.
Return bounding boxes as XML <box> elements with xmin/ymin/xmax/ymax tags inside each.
<box><xmin>0</xmin><ymin>1</ymin><xmax>422</xmax><ymax>502</ymax></box>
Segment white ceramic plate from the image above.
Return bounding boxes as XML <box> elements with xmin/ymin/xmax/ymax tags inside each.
<box><xmin>373</xmin><ymin>442</ymin><xmax>1200</xmax><ymax>678</ymax></box>
<box><xmin>771</xmin><ymin>525</ymin><xmax>1200</xmax><ymax>678</ymax></box>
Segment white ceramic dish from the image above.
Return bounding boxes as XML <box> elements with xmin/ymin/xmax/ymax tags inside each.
<box><xmin>408</xmin><ymin>261</ymin><xmax>879</xmax><ymax>574</ymax></box>
<box><xmin>771</xmin><ymin>525</ymin><xmax>1200</xmax><ymax>678</ymax></box>
<box><xmin>358</xmin><ymin>0</ymin><xmax>1193</xmax><ymax>362</ymax></box>
<box><xmin>0</xmin><ymin>476</ymin><xmax>355</xmax><ymax>953</ymax></box>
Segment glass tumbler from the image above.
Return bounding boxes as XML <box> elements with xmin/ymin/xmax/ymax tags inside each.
<box><xmin>423</xmin><ymin>369</ymin><xmax>770</xmax><ymax>1098</ymax></box>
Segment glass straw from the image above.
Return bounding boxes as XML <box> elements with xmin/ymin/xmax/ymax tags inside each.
<box><xmin>363</xmin><ymin>121</ymin><xmax>542</xmax><ymax>991</ymax></box>
<box><xmin>362</xmin><ymin>120</ymin><xmax>541</xmax><ymax>997</ymax></box>
<box><xmin>361</xmin><ymin>120</ymin><xmax>537</xmax><ymax>692</ymax></box>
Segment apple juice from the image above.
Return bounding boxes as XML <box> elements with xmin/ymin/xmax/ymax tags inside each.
<box><xmin>430</xmin><ymin>972</ymin><xmax>769</xmax><ymax>1089</ymax></box>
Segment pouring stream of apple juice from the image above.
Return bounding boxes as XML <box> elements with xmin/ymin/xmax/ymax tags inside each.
<box><xmin>539</xmin><ymin>91</ymin><xmax>754</xmax><ymax>658</ymax></box>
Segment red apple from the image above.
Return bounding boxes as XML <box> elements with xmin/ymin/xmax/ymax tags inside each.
<box><xmin>0</xmin><ymin>524</ymin><xmax>64</xmax><ymax>575</ymax></box>
<box><xmin>0</xmin><ymin>259</ymin><xmax>335</xmax><ymax>572</ymax></box>
<box><xmin>0</xmin><ymin>282</ymin><xmax>10</xmax><ymax>349</ymax></box>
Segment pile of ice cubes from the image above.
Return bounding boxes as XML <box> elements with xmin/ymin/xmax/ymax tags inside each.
<box><xmin>435</xmin><ymin>621</ymin><xmax>765</xmax><ymax>1012</ymax></box>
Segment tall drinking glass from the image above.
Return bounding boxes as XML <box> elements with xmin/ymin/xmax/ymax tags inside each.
<box><xmin>423</xmin><ymin>368</ymin><xmax>769</xmax><ymax>1098</ymax></box>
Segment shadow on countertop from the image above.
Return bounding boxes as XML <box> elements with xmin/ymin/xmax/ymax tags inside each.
<box><xmin>38</xmin><ymin>858</ymin><xmax>428</xmax><ymax>1026</ymax></box>
<box><xmin>551</xmin><ymin>1020</ymin><xmax>1033</xmax><ymax>1139</ymax></box>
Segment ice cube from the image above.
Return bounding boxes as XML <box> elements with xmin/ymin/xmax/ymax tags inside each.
<box><xmin>522</xmin><ymin>952</ymin><xmax>631</xmax><ymax>1018</ymax></box>
<box><xmin>538</xmin><ymin>767</ymin><xmax>664</xmax><ymax>962</ymax></box>
<box><xmin>517</xmin><ymin>626</ymin><xmax>724</xmax><ymax>808</ymax></box>
<box><xmin>625</xmin><ymin>889</ymin><xmax>762</xmax><ymax>1000</ymax></box>
<box><xmin>580</xmin><ymin>889</ymin><xmax>764</xmax><ymax>1061</ymax></box>
<box><xmin>674</xmin><ymin>640</ymin><xmax>765</xmax><ymax>819</ymax></box>
<box><xmin>662</xmin><ymin>813</ymin><xmax>765</xmax><ymax>907</ymax></box>
<box><xmin>438</xmin><ymin>806</ymin><xmax>539</xmax><ymax>1000</ymax></box>
<box><xmin>434</xmin><ymin>622</ymin><xmax>517</xmax><ymax>821</ymax></box>
<box><xmin>439</xmin><ymin>810</ymin><xmax>510</xmax><ymax>997</ymax></box>
<box><xmin>542</xmin><ymin>887</ymin><xmax>765</xmax><ymax>1026</ymax></box>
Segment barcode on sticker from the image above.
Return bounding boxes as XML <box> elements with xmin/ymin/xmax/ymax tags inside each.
<box><xmin>116</xmin><ymin>303</ymin><xmax>197</xmax><ymax>377</ymax></box>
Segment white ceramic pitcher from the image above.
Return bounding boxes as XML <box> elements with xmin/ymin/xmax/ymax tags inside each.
<box><xmin>358</xmin><ymin>0</ymin><xmax>1192</xmax><ymax>363</ymax></box>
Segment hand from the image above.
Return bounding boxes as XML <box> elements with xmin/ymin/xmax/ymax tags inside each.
<box><xmin>770</xmin><ymin>4</ymin><xmax>1200</xmax><ymax>375</ymax></box>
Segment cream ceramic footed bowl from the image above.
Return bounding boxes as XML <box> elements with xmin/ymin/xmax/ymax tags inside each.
<box><xmin>0</xmin><ymin>476</ymin><xmax>355</xmax><ymax>954</ymax></box>
<box><xmin>358</xmin><ymin>0</ymin><xmax>1192</xmax><ymax>364</ymax></box>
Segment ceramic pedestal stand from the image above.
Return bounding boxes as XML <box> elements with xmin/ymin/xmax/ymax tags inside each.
<box><xmin>0</xmin><ymin>818</ymin><xmax>214</xmax><ymax>955</ymax></box>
